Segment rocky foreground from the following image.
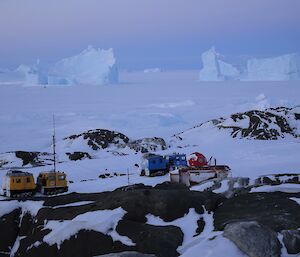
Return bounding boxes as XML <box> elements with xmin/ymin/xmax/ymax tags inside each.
<box><xmin>0</xmin><ymin>179</ymin><xmax>299</xmax><ymax>257</ymax></box>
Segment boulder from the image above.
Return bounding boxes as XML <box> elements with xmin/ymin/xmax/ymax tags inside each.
<box><xmin>214</xmin><ymin>192</ymin><xmax>300</xmax><ymax>232</ymax></box>
<box><xmin>116</xmin><ymin>220</ymin><xmax>182</xmax><ymax>257</ymax></box>
<box><xmin>224</xmin><ymin>221</ymin><xmax>281</xmax><ymax>257</ymax></box>
<box><xmin>281</xmin><ymin>229</ymin><xmax>300</xmax><ymax>254</ymax></box>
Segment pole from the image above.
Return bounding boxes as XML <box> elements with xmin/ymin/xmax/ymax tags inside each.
<box><xmin>127</xmin><ymin>168</ymin><xmax>130</xmax><ymax>186</ymax></box>
<box><xmin>53</xmin><ymin>114</ymin><xmax>56</xmax><ymax>173</ymax></box>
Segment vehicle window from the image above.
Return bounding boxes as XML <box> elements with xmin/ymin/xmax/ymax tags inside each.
<box><xmin>159</xmin><ymin>159</ymin><xmax>162</xmax><ymax>163</ymax></box>
<box><xmin>16</xmin><ymin>178</ymin><xmax>21</xmax><ymax>183</ymax></box>
<box><xmin>49</xmin><ymin>176</ymin><xmax>55</xmax><ymax>181</ymax></box>
<box><xmin>182</xmin><ymin>156</ymin><xmax>186</xmax><ymax>160</ymax></box>
<box><xmin>26</xmin><ymin>177</ymin><xmax>31</xmax><ymax>183</ymax></box>
<box><xmin>152</xmin><ymin>160</ymin><xmax>156</xmax><ymax>164</ymax></box>
<box><xmin>59</xmin><ymin>175</ymin><xmax>65</xmax><ymax>180</ymax></box>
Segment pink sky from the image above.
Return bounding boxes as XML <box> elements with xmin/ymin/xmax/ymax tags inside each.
<box><xmin>0</xmin><ymin>0</ymin><xmax>299</xmax><ymax>69</ymax></box>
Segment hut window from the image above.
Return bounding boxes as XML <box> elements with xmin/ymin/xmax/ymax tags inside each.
<box><xmin>26</xmin><ymin>177</ymin><xmax>31</xmax><ymax>183</ymax></box>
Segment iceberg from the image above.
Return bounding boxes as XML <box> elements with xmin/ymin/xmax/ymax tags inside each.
<box><xmin>199</xmin><ymin>48</ymin><xmax>300</xmax><ymax>81</ymax></box>
<box><xmin>199</xmin><ymin>47</ymin><xmax>240</xmax><ymax>81</ymax></box>
<box><xmin>50</xmin><ymin>46</ymin><xmax>118</xmax><ymax>85</ymax></box>
<box><xmin>16</xmin><ymin>61</ymin><xmax>48</xmax><ymax>86</ymax></box>
<box><xmin>246</xmin><ymin>53</ymin><xmax>300</xmax><ymax>81</ymax></box>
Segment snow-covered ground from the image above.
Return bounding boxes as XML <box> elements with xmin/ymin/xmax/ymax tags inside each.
<box><xmin>0</xmin><ymin>70</ymin><xmax>300</xmax><ymax>193</ymax></box>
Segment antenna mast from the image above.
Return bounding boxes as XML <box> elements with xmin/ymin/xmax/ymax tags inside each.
<box><xmin>52</xmin><ymin>114</ymin><xmax>56</xmax><ymax>173</ymax></box>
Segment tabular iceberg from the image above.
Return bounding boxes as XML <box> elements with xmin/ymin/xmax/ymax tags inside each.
<box><xmin>199</xmin><ymin>47</ymin><xmax>240</xmax><ymax>81</ymax></box>
<box><xmin>199</xmin><ymin>47</ymin><xmax>300</xmax><ymax>81</ymax></box>
<box><xmin>50</xmin><ymin>46</ymin><xmax>118</xmax><ymax>85</ymax></box>
<box><xmin>246</xmin><ymin>54</ymin><xmax>300</xmax><ymax>81</ymax></box>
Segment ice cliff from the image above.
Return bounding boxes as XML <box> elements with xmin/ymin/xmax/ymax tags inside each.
<box><xmin>199</xmin><ymin>48</ymin><xmax>300</xmax><ymax>81</ymax></box>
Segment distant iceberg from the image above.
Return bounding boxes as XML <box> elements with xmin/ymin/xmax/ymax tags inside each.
<box><xmin>0</xmin><ymin>46</ymin><xmax>119</xmax><ymax>86</ymax></box>
<box><xmin>144</xmin><ymin>68</ymin><xmax>162</xmax><ymax>73</ymax></box>
<box><xmin>199</xmin><ymin>47</ymin><xmax>300</xmax><ymax>81</ymax></box>
<box><xmin>49</xmin><ymin>46</ymin><xmax>118</xmax><ymax>85</ymax></box>
<box><xmin>199</xmin><ymin>47</ymin><xmax>240</xmax><ymax>81</ymax></box>
<box><xmin>246</xmin><ymin>54</ymin><xmax>300</xmax><ymax>81</ymax></box>
<box><xmin>16</xmin><ymin>61</ymin><xmax>48</xmax><ymax>86</ymax></box>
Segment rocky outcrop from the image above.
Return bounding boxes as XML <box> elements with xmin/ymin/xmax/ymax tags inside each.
<box><xmin>255</xmin><ymin>173</ymin><xmax>300</xmax><ymax>186</ymax></box>
<box><xmin>0</xmin><ymin>182</ymin><xmax>299</xmax><ymax>257</ymax></box>
<box><xmin>64</xmin><ymin>129</ymin><xmax>168</xmax><ymax>154</ymax></box>
<box><xmin>0</xmin><ymin>151</ymin><xmax>53</xmax><ymax>169</ymax></box>
<box><xmin>223</xmin><ymin>221</ymin><xmax>281</xmax><ymax>257</ymax></box>
<box><xmin>66</xmin><ymin>152</ymin><xmax>92</xmax><ymax>161</ymax></box>
<box><xmin>128</xmin><ymin>138</ymin><xmax>167</xmax><ymax>153</ymax></box>
<box><xmin>1</xmin><ymin>183</ymin><xmax>224</xmax><ymax>257</ymax></box>
<box><xmin>65</xmin><ymin>129</ymin><xmax>130</xmax><ymax>151</ymax></box>
<box><xmin>175</xmin><ymin>106</ymin><xmax>300</xmax><ymax>140</ymax></box>
<box><xmin>0</xmin><ymin>130</ymin><xmax>168</xmax><ymax>168</ymax></box>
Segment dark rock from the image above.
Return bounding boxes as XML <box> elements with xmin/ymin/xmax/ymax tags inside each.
<box><xmin>66</xmin><ymin>152</ymin><xmax>92</xmax><ymax>161</ymax></box>
<box><xmin>14</xmin><ymin>151</ymin><xmax>52</xmax><ymax>167</ymax></box>
<box><xmin>281</xmin><ymin>229</ymin><xmax>300</xmax><ymax>254</ymax></box>
<box><xmin>0</xmin><ymin>208</ymin><xmax>21</xmax><ymax>254</ymax></box>
<box><xmin>195</xmin><ymin>218</ymin><xmax>205</xmax><ymax>236</ymax></box>
<box><xmin>224</xmin><ymin>221</ymin><xmax>281</xmax><ymax>257</ymax></box>
<box><xmin>19</xmin><ymin>213</ymin><xmax>34</xmax><ymax>237</ymax></box>
<box><xmin>65</xmin><ymin>129</ymin><xmax>130</xmax><ymax>151</ymax></box>
<box><xmin>116</xmin><ymin>220</ymin><xmax>183</xmax><ymax>257</ymax></box>
<box><xmin>16</xmin><ymin>230</ymin><xmax>115</xmax><ymax>257</ymax></box>
<box><xmin>15</xmin><ymin>151</ymin><xmax>39</xmax><ymax>165</ymax></box>
<box><xmin>214</xmin><ymin>192</ymin><xmax>300</xmax><ymax>232</ymax></box>
<box><xmin>153</xmin><ymin>182</ymin><xmax>189</xmax><ymax>191</ymax></box>
<box><xmin>97</xmin><ymin>252</ymin><xmax>156</xmax><ymax>257</ymax></box>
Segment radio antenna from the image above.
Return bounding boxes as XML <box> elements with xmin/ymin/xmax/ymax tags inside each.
<box><xmin>52</xmin><ymin>114</ymin><xmax>56</xmax><ymax>173</ymax></box>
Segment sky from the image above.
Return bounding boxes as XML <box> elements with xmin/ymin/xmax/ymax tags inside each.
<box><xmin>0</xmin><ymin>0</ymin><xmax>300</xmax><ymax>70</ymax></box>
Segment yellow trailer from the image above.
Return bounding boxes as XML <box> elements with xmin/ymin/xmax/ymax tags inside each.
<box><xmin>2</xmin><ymin>170</ymin><xmax>35</xmax><ymax>197</ymax></box>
